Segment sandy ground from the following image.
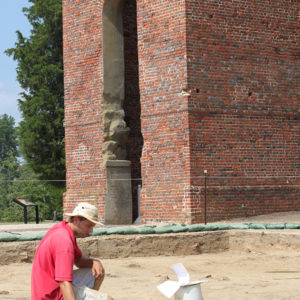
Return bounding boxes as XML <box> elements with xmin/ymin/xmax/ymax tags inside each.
<box><xmin>1</xmin><ymin>251</ymin><xmax>300</xmax><ymax>300</ymax></box>
<box><xmin>1</xmin><ymin>211</ymin><xmax>300</xmax><ymax>300</ymax></box>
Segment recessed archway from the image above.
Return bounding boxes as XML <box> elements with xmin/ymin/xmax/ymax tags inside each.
<box><xmin>102</xmin><ymin>0</ymin><xmax>143</xmax><ymax>222</ymax></box>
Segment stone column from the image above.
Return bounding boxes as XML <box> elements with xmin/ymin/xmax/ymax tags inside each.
<box><xmin>102</xmin><ymin>0</ymin><xmax>129</xmax><ymax>161</ymax></box>
<box><xmin>105</xmin><ymin>160</ymin><xmax>132</xmax><ymax>224</ymax></box>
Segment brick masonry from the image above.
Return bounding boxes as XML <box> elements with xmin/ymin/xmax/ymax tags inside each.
<box><xmin>63</xmin><ymin>0</ymin><xmax>299</xmax><ymax>224</ymax></box>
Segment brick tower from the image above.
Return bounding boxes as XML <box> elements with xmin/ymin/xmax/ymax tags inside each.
<box><xmin>63</xmin><ymin>0</ymin><xmax>299</xmax><ymax>224</ymax></box>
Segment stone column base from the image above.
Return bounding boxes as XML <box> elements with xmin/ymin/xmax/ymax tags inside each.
<box><xmin>105</xmin><ymin>160</ymin><xmax>132</xmax><ymax>224</ymax></box>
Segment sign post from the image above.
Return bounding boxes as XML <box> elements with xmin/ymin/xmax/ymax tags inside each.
<box><xmin>12</xmin><ymin>198</ymin><xmax>39</xmax><ymax>224</ymax></box>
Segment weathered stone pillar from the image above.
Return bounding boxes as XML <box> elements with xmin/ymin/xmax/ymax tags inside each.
<box><xmin>102</xmin><ymin>0</ymin><xmax>132</xmax><ymax>224</ymax></box>
<box><xmin>105</xmin><ymin>160</ymin><xmax>132</xmax><ymax>224</ymax></box>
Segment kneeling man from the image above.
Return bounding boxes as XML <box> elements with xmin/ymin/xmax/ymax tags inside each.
<box><xmin>31</xmin><ymin>202</ymin><xmax>112</xmax><ymax>300</ymax></box>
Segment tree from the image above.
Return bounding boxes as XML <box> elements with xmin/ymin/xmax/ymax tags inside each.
<box><xmin>8</xmin><ymin>164</ymin><xmax>64</xmax><ymax>221</ymax></box>
<box><xmin>5</xmin><ymin>0</ymin><xmax>65</xmax><ymax>182</ymax></box>
<box><xmin>0</xmin><ymin>114</ymin><xmax>18</xmax><ymax>161</ymax></box>
<box><xmin>0</xmin><ymin>163</ymin><xmax>64</xmax><ymax>222</ymax></box>
<box><xmin>0</xmin><ymin>115</ymin><xmax>19</xmax><ymax>208</ymax></box>
<box><xmin>0</xmin><ymin>115</ymin><xmax>64</xmax><ymax>222</ymax></box>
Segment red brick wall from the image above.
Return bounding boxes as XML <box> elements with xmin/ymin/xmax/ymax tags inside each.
<box><xmin>186</xmin><ymin>0</ymin><xmax>300</xmax><ymax>222</ymax></box>
<box><xmin>137</xmin><ymin>0</ymin><xmax>195</xmax><ymax>223</ymax></box>
<box><xmin>63</xmin><ymin>0</ymin><xmax>106</xmax><ymax>220</ymax></box>
<box><xmin>63</xmin><ymin>0</ymin><xmax>144</xmax><ymax>221</ymax></box>
<box><xmin>63</xmin><ymin>0</ymin><xmax>299</xmax><ymax>224</ymax></box>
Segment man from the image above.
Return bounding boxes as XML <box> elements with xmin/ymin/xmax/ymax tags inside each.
<box><xmin>31</xmin><ymin>202</ymin><xmax>113</xmax><ymax>300</ymax></box>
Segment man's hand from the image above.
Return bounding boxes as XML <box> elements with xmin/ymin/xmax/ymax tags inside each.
<box><xmin>92</xmin><ymin>259</ymin><xmax>105</xmax><ymax>279</ymax></box>
<box><xmin>92</xmin><ymin>259</ymin><xmax>105</xmax><ymax>290</ymax></box>
<box><xmin>75</xmin><ymin>256</ymin><xmax>106</xmax><ymax>290</ymax></box>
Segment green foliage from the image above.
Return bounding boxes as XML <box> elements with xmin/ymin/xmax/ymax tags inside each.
<box><xmin>0</xmin><ymin>114</ymin><xmax>20</xmax><ymax>208</ymax></box>
<box><xmin>0</xmin><ymin>152</ymin><xmax>20</xmax><ymax>208</ymax></box>
<box><xmin>5</xmin><ymin>164</ymin><xmax>65</xmax><ymax>221</ymax></box>
<box><xmin>1</xmin><ymin>1</ymin><xmax>66</xmax><ymax>223</ymax></box>
<box><xmin>0</xmin><ymin>114</ymin><xmax>18</xmax><ymax>161</ymax></box>
<box><xmin>5</xmin><ymin>0</ymin><xmax>65</xmax><ymax>181</ymax></box>
<box><xmin>0</xmin><ymin>115</ymin><xmax>64</xmax><ymax>221</ymax></box>
<box><xmin>0</xmin><ymin>204</ymin><xmax>27</xmax><ymax>223</ymax></box>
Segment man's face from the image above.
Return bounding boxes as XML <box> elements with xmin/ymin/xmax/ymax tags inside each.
<box><xmin>73</xmin><ymin>217</ymin><xmax>95</xmax><ymax>238</ymax></box>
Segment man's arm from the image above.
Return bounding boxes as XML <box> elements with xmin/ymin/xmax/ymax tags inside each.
<box><xmin>75</xmin><ymin>255</ymin><xmax>95</xmax><ymax>268</ymax></box>
<box><xmin>75</xmin><ymin>256</ymin><xmax>105</xmax><ymax>289</ymax></box>
<box><xmin>59</xmin><ymin>281</ymin><xmax>76</xmax><ymax>300</ymax></box>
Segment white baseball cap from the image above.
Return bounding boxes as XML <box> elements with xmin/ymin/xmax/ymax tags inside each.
<box><xmin>65</xmin><ymin>202</ymin><xmax>103</xmax><ymax>225</ymax></box>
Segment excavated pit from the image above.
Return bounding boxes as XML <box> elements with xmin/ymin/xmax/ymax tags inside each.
<box><xmin>1</xmin><ymin>230</ymin><xmax>300</xmax><ymax>265</ymax></box>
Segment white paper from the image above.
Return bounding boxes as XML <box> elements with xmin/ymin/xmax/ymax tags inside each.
<box><xmin>170</xmin><ymin>263</ymin><xmax>190</xmax><ymax>285</ymax></box>
<box><xmin>157</xmin><ymin>263</ymin><xmax>207</xmax><ymax>298</ymax></box>
<box><xmin>157</xmin><ymin>280</ymin><xmax>181</xmax><ymax>299</ymax></box>
<box><xmin>182</xmin><ymin>280</ymin><xmax>208</xmax><ymax>287</ymax></box>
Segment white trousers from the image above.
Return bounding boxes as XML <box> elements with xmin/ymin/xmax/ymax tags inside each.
<box><xmin>72</xmin><ymin>268</ymin><xmax>107</xmax><ymax>300</ymax></box>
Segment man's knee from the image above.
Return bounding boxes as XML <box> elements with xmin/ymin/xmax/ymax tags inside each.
<box><xmin>95</xmin><ymin>271</ymin><xmax>105</xmax><ymax>284</ymax></box>
<box><xmin>96</xmin><ymin>271</ymin><xmax>105</xmax><ymax>281</ymax></box>
<box><xmin>93</xmin><ymin>272</ymin><xmax>105</xmax><ymax>291</ymax></box>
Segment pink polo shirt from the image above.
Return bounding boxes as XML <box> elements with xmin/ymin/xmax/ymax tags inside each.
<box><xmin>31</xmin><ymin>221</ymin><xmax>82</xmax><ymax>300</ymax></box>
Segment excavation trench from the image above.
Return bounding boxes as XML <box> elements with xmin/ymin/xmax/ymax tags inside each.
<box><xmin>1</xmin><ymin>229</ymin><xmax>300</xmax><ymax>265</ymax></box>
